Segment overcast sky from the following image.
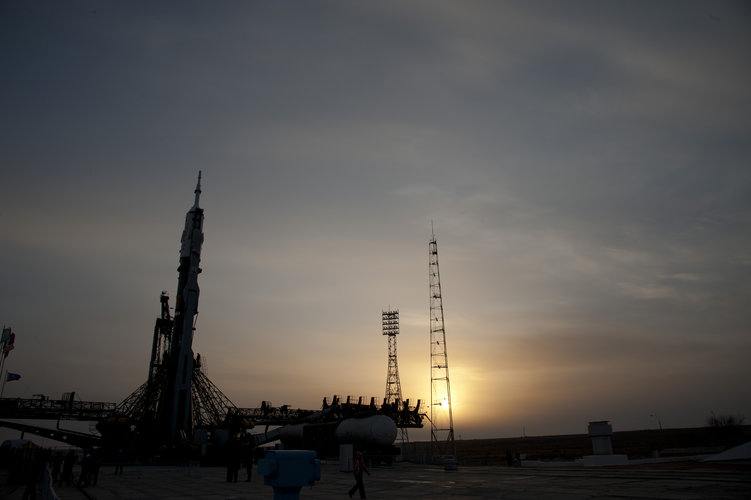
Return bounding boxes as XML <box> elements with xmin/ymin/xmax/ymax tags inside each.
<box><xmin>1</xmin><ymin>1</ymin><xmax>750</xmax><ymax>440</ymax></box>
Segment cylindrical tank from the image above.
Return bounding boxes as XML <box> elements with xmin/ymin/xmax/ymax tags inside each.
<box><xmin>335</xmin><ymin>415</ymin><xmax>397</xmax><ymax>447</ymax></box>
<box><xmin>279</xmin><ymin>424</ymin><xmax>306</xmax><ymax>446</ymax></box>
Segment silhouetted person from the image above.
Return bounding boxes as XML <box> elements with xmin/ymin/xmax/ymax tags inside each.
<box><xmin>114</xmin><ymin>448</ymin><xmax>124</xmax><ymax>474</ymax></box>
<box><xmin>51</xmin><ymin>453</ymin><xmax>63</xmax><ymax>483</ymax></box>
<box><xmin>41</xmin><ymin>461</ymin><xmax>57</xmax><ymax>500</ymax></box>
<box><xmin>21</xmin><ymin>457</ymin><xmax>43</xmax><ymax>500</ymax></box>
<box><xmin>77</xmin><ymin>451</ymin><xmax>92</xmax><ymax>487</ymax></box>
<box><xmin>60</xmin><ymin>450</ymin><xmax>76</xmax><ymax>486</ymax></box>
<box><xmin>90</xmin><ymin>450</ymin><xmax>101</xmax><ymax>485</ymax></box>
<box><xmin>225</xmin><ymin>441</ymin><xmax>241</xmax><ymax>482</ymax></box>
<box><xmin>243</xmin><ymin>442</ymin><xmax>255</xmax><ymax>481</ymax></box>
<box><xmin>348</xmin><ymin>450</ymin><xmax>370</xmax><ymax>499</ymax></box>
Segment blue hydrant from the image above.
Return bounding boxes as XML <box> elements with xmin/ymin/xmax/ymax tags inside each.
<box><xmin>257</xmin><ymin>449</ymin><xmax>321</xmax><ymax>500</ymax></box>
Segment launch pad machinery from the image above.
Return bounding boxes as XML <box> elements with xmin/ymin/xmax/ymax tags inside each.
<box><xmin>0</xmin><ymin>173</ymin><xmax>423</xmax><ymax>462</ymax></box>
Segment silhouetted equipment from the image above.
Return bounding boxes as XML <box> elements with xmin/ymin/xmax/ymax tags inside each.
<box><xmin>429</xmin><ymin>230</ymin><xmax>456</xmax><ymax>460</ymax></box>
<box><xmin>271</xmin><ymin>396</ymin><xmax>420</xmax><ymax>459</ymax></box>
<box><xmin>95</xmin><ymin>172</ymin><xmax>240</xmax><ymax>454</ymax></box>
<box><xmin>0</xmin><ymin>175</ymin><xmax>423</xmax><ymax>459</ymax></box>
<box><xmin>91</xmin><ymin>175</ymin><xmax>246</xmax><ymax>451</ymax></box>
<box><xmin>100</xmin><ymin>176</ymin><xmax>421</xmax><ymax>456</ymax></box>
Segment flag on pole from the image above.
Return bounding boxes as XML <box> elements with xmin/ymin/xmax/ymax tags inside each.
<box><xmin>6</xmin><ymin>372</ymin><xmax>21</xmax><ymax>382</ymax></box>
<box><xmin>3</xmin><ymin>333</ymin><xmax>15</xmax><ymax>358</ymax></box>
<box><xmin>1</xmin><ymin>328</ymin><xmax>10</xmax><ymax>344</ymax></box>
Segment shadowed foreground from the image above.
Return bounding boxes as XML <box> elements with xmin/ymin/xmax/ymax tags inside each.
<box><xmin>2</xmin><ymin>461</ymin><xmax>749</xmax><ymax>499</ymax></box>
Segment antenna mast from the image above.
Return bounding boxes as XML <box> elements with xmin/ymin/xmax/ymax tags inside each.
<box><xmin>429</xmin><ymin>230</ymin><xmax>456</xmax><ymax>459</ymax></box>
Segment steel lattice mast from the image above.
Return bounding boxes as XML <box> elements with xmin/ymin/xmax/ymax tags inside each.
<box><xmin>383</xmin><ymin>309</ymin><xmax>409</xmax><ymax>443</ymax></box>
<box><xmin>429</xmin><ymin>231</ymin><xmax>456</xmax><ymax>459</ymax></box>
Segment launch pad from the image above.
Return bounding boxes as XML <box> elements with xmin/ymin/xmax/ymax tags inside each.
<box><xmin>0</xmin><ymin>173</ymin><xmax>423</xmax><ymax>461</ymax></box>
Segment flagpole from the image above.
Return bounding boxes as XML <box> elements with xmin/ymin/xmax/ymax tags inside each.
<box><xmin>0</xmin><ymin>326</ymin><xmax>6</xmax><ymax>387</ymax></box>
<box><xmin>0</xmin><ymin>327</ymin><xmax>14</xmax><ymax>399</ymax></box>
<box><xmin>0</xmin><ymin>370</ymin><xmax>7</xmax><ymax>399</ymax></box>
<box><xmin>0</xmin><ymin>359</ymin><xmax>5</xmax><ymax>398</ymax></box>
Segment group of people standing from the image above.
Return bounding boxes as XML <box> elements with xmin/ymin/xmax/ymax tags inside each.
<box><xmin>224</xmin><ymin>439</ymin><xmax>257</xmax><ymax>482</ymax></box>
<box><xmin>49</xmin><ymin>448</ymin><xmax>103</xmax><ymax>487</ymax></box>
<box><xmin>2</xmin><ymin>445</ymin><xmax>108</xmax><ymax>500</ymax></box>
<box><xmin>49</xmin><ymin>449</ymin><xmax>78</xmax><ymax>486</ymax></box>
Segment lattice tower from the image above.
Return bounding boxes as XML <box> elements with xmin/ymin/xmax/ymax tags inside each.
<box><xmin>383</xmin><ymin>309</ymin><xmax>408</xmax><ymax>443</ymax></box>
<box><xmin>429</xmin><ymin>232</ymin><xmax>456</xmax><ymax>459</ymax></box>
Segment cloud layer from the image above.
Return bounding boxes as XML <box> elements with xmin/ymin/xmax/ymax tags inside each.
<box><xmin>1</xmin><ymin>1</ymin><xmax>749</xmax><ymax>438</ymax></box>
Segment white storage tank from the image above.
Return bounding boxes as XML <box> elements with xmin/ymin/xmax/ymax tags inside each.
<box><xmin>335</xmin><ymin>415</ymin><xmax>397</xmax><ymax>447</ymax></box>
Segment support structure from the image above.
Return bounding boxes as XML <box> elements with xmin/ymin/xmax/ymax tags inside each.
<box><xmin>428</xmin><ymin>231</ymin><xmax>456</xmax><ymax>459</ymax></box>
<box><xmin>383</xmin><ymin>309</ymin><xmax>408</xmax><ymax>443</ymax></box>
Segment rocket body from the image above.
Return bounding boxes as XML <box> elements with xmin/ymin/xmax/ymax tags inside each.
<box><xmin>162</xmin><ymin>173</ymin><xmax>204</xmax><ymax>440</ymax></box>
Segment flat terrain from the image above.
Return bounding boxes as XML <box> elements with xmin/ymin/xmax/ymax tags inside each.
<box><xmin>401</xmin><ymin>426</ymin><xmax>751</xmax><ymax>465</ymax></box>
<box><xmin>2</xmin><ymin>461</ymin><xmax>750</xmax><ymax>500</ymax></box>
<box><xmin>3</xmin><ymin>427</ymin><xmax>749</xmax><ymax>499</ymax></box>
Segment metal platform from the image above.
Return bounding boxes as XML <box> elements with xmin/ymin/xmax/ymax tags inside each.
<box><xmin>0</xmin><ymin>397</ymin><xmax>116</xmax><ymax>421</ymax></box>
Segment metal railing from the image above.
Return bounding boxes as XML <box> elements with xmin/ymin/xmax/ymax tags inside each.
<box><xmin>0</xmin><ymin>397</ymin><xmax>116</xmax><ymax>421</ymax></box>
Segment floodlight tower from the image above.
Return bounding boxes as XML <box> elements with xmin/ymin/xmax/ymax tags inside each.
<box><xmin>383</xmin><ymin>309</ymin><xmax>408</xmax><ymax>442</ymax></box>
<box><xmin>429</xmin><ymin>230</ymin><xmax>456</xmax><ymax>459</ymax></box>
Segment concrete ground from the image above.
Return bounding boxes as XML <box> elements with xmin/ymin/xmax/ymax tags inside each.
<box><xmin>2</xmin><ymin>461</ymin><xmax>749</xmax><ymax>500</ymax></box>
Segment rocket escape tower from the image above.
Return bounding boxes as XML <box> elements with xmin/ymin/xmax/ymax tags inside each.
<box><xmin>429</xmin><ymin>231</ymin><xmax>456</xmax><ymax>459</ymax></box>
<box><xmin>383</xmin><ymin>309</ymin><xmax>408</xmax><ymax>443</ymax></box>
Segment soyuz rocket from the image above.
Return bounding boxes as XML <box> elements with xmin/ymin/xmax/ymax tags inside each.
<box><xmin>161</xmin><ymin>172</ymin><xmax>204</xmax><ymax>441</ymax></box>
